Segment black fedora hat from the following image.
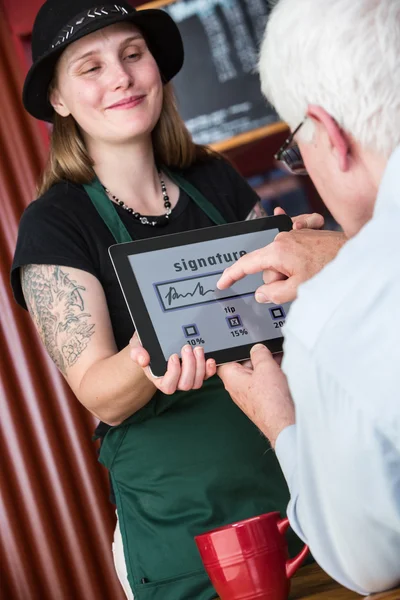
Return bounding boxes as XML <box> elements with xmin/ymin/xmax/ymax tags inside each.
<box><xmin>23</xmin><ymin>0</ymin><xmax>184</xmax><ymax>122</ymax></box>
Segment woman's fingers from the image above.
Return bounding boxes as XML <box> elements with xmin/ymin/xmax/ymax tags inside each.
<box><xmin>133</xmin><ymin>337</ymin><xmax>212</xmax><ymax>393</ymax></box>
<box><xmin>130</xmin><ymin>346</ymin><xmax>151</xmax><ymax>368</ymax></box>
<box><xmin>292</xmin><ymin>212</ymin><xmax>324</xmax><ymax>230</ymax></box>
<box><xmin>274</xmin><ymin>206</ymin><xmax>286</xmax><ymax>216</ymax></box>
<box><xmin>205</xmin><ymin>358</ymin><xmax>217</xmax><ymax>380</ymax></box>
<box><xmin>129</xmin><ymin>332</ymin><xmax>150</xmax><ymax>368</ymax></box>
<box><xmin>274</xmin><ymin>206</ymin><xmax>325</xmax><ymax>230</ymax></box>
<box><xmin>158</xmin><ymin>353</ymin><xmax>181</xmax><ymax>394</ymax></box>
<box><xmin>192</xmin><ymin>346</ymin><xmax>206</xmax><ymax>389</ymax></box>
<box><xmin>177</xmin><ymin>344</ymin><xmax>196</xmax><ymax>391</ymax></box>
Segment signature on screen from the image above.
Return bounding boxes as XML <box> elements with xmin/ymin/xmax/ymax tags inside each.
<box><xmin>164</xmin><ymin>282</ymin><xmax>214</xmax><ymax>307</ymax></box>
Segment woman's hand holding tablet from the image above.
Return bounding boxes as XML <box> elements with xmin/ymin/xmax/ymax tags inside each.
<box><xmin>129</xmin><ymin>333</ymin><xmax>216</xmax><ymax>393</ymax></box>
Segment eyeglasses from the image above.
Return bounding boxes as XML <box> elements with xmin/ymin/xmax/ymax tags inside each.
<box><xmin>274</xmin><ymin>121</ymin><xmax>307</xmax><ymax>175</ymax></box>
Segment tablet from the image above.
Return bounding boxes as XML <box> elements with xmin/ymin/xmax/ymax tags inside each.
<box><xmin>109</xmin><ymin>215</ymin><xmax>292</xmax><ymax>377</ymax></box>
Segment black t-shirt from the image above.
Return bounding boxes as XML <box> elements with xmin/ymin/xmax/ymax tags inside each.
<box><xmin>11</xmin><ymin>157</ymin><xmax>259</xmax><ymax>439</ymax></box>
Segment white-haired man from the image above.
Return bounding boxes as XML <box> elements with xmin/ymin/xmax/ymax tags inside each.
<box><xmin>218</xmin><ymin>0</ymin><xmax>400</xmax><ymax>595</ymax></box>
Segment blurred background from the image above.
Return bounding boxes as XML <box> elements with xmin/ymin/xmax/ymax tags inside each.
<box><xmin>0</xmin><ymin>1</ymin><xmax>334</xmax><ymax>599</ymax></box>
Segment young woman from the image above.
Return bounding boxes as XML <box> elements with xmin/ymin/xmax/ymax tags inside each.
<box><xmin>11</xmin><ymin>2</ymin><xmax>312</xmax><ymax>598</ymax></box>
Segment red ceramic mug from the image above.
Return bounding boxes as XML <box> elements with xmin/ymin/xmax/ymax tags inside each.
<box><xmin>195</xmin><ymin>512</ymin><xmax>309</xmax><ymax>600</ymax></box>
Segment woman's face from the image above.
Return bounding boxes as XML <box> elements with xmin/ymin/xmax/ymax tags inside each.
<box><xmin>50</xmin><ymin>22</ymin><xmax>163</xmax><ymax>145</ymax></box>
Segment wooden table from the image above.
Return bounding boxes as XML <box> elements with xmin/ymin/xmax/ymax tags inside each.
<box><xmin>216</xmin><ymin>564</ymin><xmax>399</xmax><ymax>600</ymax></box>
<box><xmin>289</xmin><ymin>563</ymin><xmax>400</xmax><ymax>599</ymax></box>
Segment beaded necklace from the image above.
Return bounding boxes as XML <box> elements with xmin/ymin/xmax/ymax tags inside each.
<box><xmin>103</xmin><ymin>168</ymin><xmax>172</xmax><ymax>227</ymax></box>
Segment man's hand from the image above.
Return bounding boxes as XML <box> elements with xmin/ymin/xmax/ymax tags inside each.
<box><xmin>218</xmin><ymin>229</ymin><xmax>346</xmax><ymax>304</ymax></box>
<box><xmin>218</xmin><ymin>344</ymin><xmax>295</xmax><ymax>448</ymax></box>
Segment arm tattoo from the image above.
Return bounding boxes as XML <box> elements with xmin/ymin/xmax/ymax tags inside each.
<box><xmin>245</xmin><ymin>201</ymin><xmax>267</xmax><ymax>220</ymax></box>
<box><xmin>21</xmin><ymin>265</ymin><xmax>95</xmax><ymax>376</ymax></box>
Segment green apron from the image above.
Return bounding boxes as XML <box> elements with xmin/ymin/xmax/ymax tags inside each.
<box><xmin>84</xmin><ymin>170</ymin><xmax>302</xmax><ymax>600</ymax></box>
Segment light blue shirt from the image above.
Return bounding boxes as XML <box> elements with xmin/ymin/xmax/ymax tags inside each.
<box><xmin>275</xmin><ymin>146</ymin><xmax>400</xmax><ymax>595</ymax></box>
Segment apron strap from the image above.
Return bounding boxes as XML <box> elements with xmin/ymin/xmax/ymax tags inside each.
<box><xmin>83</xmin><ymin>179</ymin><xmax>133</xmax><ymax>244</ymax></box>
<box><xmin>83</xmin><ymin>165</ymin><xmax>227</xmax><ymax>245</ymax></box>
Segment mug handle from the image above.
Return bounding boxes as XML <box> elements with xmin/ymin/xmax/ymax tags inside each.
<box><xmin>277</xmin><ymin>517</ymin><xmax>309</xmax><ymax>579</ymax></box>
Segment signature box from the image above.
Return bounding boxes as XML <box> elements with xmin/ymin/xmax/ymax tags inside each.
<box><xmin>153</xmin><ymin>271</ymin><xmax>255</xmax><ymax>312</ymax></box>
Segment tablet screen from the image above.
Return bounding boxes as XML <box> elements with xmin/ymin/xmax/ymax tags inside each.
<box><xmin>127</xmin><ymin>228</ymin><xmax>290</xmax><ymax>361</ymax></box>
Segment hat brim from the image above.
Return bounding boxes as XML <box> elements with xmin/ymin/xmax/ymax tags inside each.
<box><xmin>23</xmin><ymin>9</ymin><xmax>184</xmax><ymax>122</ymax></box>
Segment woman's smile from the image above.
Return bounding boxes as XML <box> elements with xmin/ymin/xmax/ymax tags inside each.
<box><xmin>106</xmin><ymin>94</ymin><xmax>146</xmax><ymax>110</ymax></box>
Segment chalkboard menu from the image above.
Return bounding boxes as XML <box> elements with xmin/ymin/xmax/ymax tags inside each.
<box><xmin>161</xmin><ymin>0</ymin><xmax>279</xmax><ymax>144</ymax></box>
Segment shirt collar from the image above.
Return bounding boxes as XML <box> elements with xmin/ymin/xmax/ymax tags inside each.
<box><xmin>374</xmin><ymin>145</ymin><xmax>400</xmax><ymax>216</ymax></box>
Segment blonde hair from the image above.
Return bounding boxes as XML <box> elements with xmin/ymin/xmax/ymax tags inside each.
<box><xmin>38</xmin><ymin>83</ymin><xmax>216</xmax><ymax>196</ymax></box>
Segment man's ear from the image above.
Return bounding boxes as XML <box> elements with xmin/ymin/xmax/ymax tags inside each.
<box><xmin>49</xmin><ymin>86</ymin><xmax>71</xmax><ymax>118</ymax></box>
<box><xmin>306</xmin><ymin>104</ymin><xmax>350</xmax><ymax>172</ymax></box>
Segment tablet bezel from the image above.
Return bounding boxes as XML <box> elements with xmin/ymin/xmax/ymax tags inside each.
<box><xmin>109</xmin><ymin>215</ymin><xmax>292</xmax><ymax>377</ymax></box>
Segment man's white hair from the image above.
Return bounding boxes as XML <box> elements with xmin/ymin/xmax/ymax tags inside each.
<box><xmin>259</xmin><ymin>0</ymin><xmax>400</xmax><ymax>156</ymax></box>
